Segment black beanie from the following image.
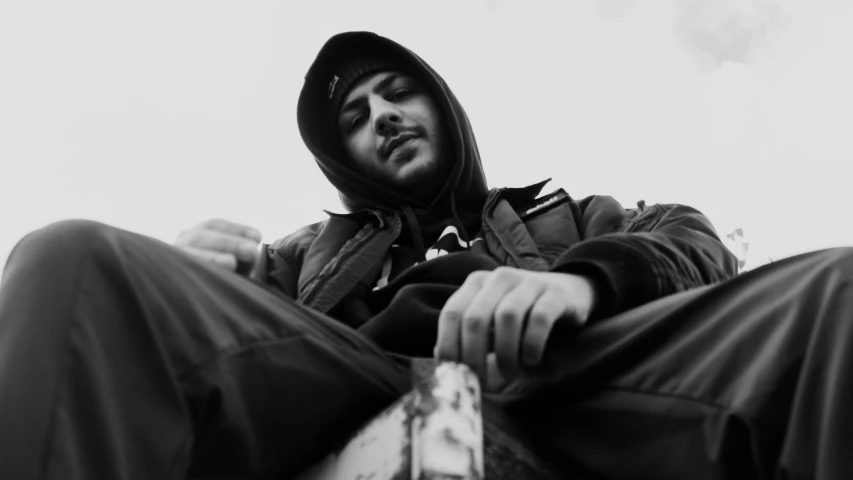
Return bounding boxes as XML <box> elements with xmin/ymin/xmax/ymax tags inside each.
<box><xmin>327</xmin><ymin>55</ymin><xmax>400</xmax><ymax>114</ymax></box>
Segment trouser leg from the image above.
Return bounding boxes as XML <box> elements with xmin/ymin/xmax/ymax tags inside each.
<box><xmin>500</xmin><ymin>247</ymin><xmax>853</xmax><ymax>480</ymax></box>
<box><xmin>0</xmin><ymin>220</ymin><xmax>410</xmax><ymax>479</ymax></box>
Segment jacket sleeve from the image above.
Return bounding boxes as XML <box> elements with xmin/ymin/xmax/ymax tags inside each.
<box><xmin>551</xmin><ymin>196</ymin><xmax>738</xmax><ymax>320</ymax></box>
<box><xmin>264</xmin><ymin>247</ymin><xmax>299</xmax><ymax>299</ymax></box>
<box><xmin>262</xmin><ymin>223</ymin><xmax>322</xmax><ymax>299</ymax></box>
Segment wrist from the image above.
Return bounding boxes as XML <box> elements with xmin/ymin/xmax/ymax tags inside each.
<box><xmin>557</xmin><ymin>272</ymin><xmax>599</xmax><ymax>324</ymax></box>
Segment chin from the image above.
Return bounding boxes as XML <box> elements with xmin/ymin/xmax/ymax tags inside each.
<box><xmin>395</xmin><ymin>156</ymin><xmax>437</xmax><ymax>185</ymax></box>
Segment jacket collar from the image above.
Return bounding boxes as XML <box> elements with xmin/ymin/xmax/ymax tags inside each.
<box><xmin>297</xmin><ymin>179</ymin><xmax>553</xmax><ymax>310</ymax></box>
<box><xmin>491</xmin><ymin>178</ymin><xmax>552</xmax><ymax>209</ymax></box>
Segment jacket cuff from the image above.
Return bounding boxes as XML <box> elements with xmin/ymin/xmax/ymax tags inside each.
<box><xmin>551</xmin><ymin>237</ymin><xmax>661</xmax><ymax>320</ymax></box>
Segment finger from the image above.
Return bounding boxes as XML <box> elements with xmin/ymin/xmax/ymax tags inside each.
<box><xmin>492</xmin><ymin>281</ymin><xmax>545</xmax><ymax>378</ymax></box>
<box><xmin>460</xmin><ymin>271</ymin><xmax>517</xmax><ymax>379</ymax></box>
<box><xmin>521</xmin><ymin>289</ymin><xmax>567</xmax><ymax>368</ymax></box>
<box><xmin>178</xmin><ymin>229</ymin><xmax>259</xmax><ymax>263</ymax></box>
<box><xmin>484</xmin><ymin>352</ymin><xmax>511</xmax><ymax>393</ymax></box>
<box><xmin>178</xmin><ymin>245</ymin><xmax>238</xmax><ymax>271</ymax></box>
<box><xmin>435</xmin><ymin>271</ymin><xmax>487</xmax><ymax>363</ymax></box>
<box><xmin>200</xmin><ymin>218</ymin><xmax>263</xmax><ymax>242</ymax></box>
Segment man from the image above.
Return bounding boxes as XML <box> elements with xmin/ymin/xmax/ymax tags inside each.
<box><xmin>0</xmin><ymin>31</ymin><xmax>851</xmax><ymax>479</ymax></box>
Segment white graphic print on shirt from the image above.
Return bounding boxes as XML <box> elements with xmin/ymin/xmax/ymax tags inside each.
<box><xmin>373</xmin><ymin>225</ymin><xmax>483</xmax><ymax>290</ymax></box>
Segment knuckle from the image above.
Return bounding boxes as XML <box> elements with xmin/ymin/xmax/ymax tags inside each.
<box><xmin>490</xmin><ymin>268</ymin><xmax>523</xmax><ymax>288</ymax></box>
<box><xmin>466</xmin><ymin>270</ymin><xmax>488</xmax><ymax>283</ymax></box>
<box><xmin>210</xmin><ymin>233</ymin><xmax>236</xmax><ymax>251</ymax></box>
<box><xmin>536</xmin><ymin>295</ymin><xmax>564</xmax><ymax>315</ymax></box>
<box><xmin>527</xmin><ymin>309</ymin><xmax>551</xmax><ymax>330</ymax></box>
<box><xmin>440</xmin><ymin>306</ymin><xmax>464</xmax><ymax>324</ymax></box>
<box><xmin>494</xmin><ymin>304</ymin><xmax>521</xmax><ymax>326</ymax></box>
<box><xmin>205</xmin><ymin>218</ymin><xmax>230</xmax><ymax>232</ymax></box>
<box><xmin>494</xmin><ymin>266</ymin><xmax>517</xmax><ymax>278</ymax></box>
<box><xmin>463</xmin><ymin>315</ymin><xmax>489</xmax><ymax>333</ymax></box>
<box><xmin>182</xmin><ymin>228</ymin><xmax>206</xmax><ymax>247</ymax></box>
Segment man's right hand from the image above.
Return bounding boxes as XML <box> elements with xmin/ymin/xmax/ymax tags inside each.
<box><xmin>174</xmin><ymin>218</ymin><xmax>263</xmax><ymax>272</ymax></box>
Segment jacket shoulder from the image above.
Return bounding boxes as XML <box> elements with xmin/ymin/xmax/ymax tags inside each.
<box><xmin>574</xmin><ymin>195</ymin><xmax>714</xmax><ymax>235</ymax></box>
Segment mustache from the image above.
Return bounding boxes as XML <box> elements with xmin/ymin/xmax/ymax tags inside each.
<box><xmin>379</xmin><ymin>126</ymin><xmax>427</xmax><ymax>158</ymax></box>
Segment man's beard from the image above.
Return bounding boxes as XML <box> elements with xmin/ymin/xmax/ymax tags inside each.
<box><xmin>377</xmin><ymin>156</ymin><xmax>446</xmax><ymax>202</ymax></box>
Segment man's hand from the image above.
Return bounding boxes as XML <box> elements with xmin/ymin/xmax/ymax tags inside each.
<box><xmin>174</xmin><ymin>218</ymin><xmax>263</xmax><ymax>272</ymax></box>
<box><xmin>434</xmin><ymin>267</ymin><xmax>597</xmax><ymax>385</ymax></box>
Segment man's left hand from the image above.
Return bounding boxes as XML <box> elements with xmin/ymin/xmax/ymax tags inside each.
<box><xmin>434</xmin><ymin>268</ymin><xmax>597</xmax><ymax>385</ymax></box>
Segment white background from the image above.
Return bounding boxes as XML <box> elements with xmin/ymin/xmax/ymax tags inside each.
<box><xmin>1</xmin><ymin>0</ymin><xmax>852</xmax><ymax>270</ymax></box>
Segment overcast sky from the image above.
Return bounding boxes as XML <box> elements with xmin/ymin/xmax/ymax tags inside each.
<box><xmin>1</xmin><ymin>0</ymin><xmax>852</xmax><ymax>270</ymax></box>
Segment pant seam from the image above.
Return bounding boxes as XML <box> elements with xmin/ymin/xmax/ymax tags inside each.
<box><xmin>175</xmin><ymin>335</ymin><xmax>311</xmax><ymax>381</ymax></box>
<box><xmin>176</xmin><ymin>326</ymin><xmax>407</xmax><ymax>383</ymax></box>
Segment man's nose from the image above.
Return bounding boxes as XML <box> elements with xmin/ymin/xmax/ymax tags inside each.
<box><xmin>371</xmin><ymin>100</ymin><xmax>402</xmax><ymax>136</ymax></box>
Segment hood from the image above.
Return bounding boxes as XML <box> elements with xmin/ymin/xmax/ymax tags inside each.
<box><xmin>297</xmin><ymin>31</ymin><xmax>489</xmax><ymax>223</ymax></box>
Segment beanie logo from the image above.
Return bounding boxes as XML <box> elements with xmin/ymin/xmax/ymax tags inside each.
<box><xmin>328</xmin><ymin>75</ymin><xmax>340</xmax><ymax>99</ymax></box>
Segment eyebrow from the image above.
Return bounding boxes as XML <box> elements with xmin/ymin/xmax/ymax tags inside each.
<box><xmin>339</xmin><ymin>73</ymin><xmax>401</xmax><ymax>117</ymax></box>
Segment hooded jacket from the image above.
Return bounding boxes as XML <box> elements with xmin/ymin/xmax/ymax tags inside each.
<box><xmin>295</xmin><ymin>32</ymin><xmax>488</xmax><ymax>252</ymax></box>
<box><xmin>263</xmin><ymin>32</ymin><xmax>738</xmax><ymax>340</ymax></box>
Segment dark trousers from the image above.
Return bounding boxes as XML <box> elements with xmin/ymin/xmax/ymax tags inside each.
<box><xmin>1</xmin><ymin>220</ymin><xmax>851</xmax><ymax>479</ymax></box>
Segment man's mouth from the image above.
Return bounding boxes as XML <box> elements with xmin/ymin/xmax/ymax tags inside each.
<box><xmin>382</xmin><ymin>133</ymin><xmax>418</xmax><ymax>159</ymax></box>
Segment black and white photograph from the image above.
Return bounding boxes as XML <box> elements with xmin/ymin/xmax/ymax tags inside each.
<box><xmin>1</xmin><ymin>1</ymin><xmax>852</xmax><ymax>478</ymax></box>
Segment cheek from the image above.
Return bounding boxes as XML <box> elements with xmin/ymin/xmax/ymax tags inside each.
<box><xmin>419</xmin><ymin>102</ymin><xmax>446</xmax><ymax>145</ymax></box>
<box><xmin>421</xmin><ymin>120</ymin><xmax>448</xmax><ymax>161</ymax></box>
<box><xmin>344</xmin><ymin>133</ymin><xmax>375</xmax><ymax>169</ymax></box>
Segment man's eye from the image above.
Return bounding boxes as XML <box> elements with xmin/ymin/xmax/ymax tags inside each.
<box><xmin>390</xmin><ymin>89</ymin><xmax>412</xmax><ymax>101</ymax></box>
<box><xmin>349</xmin><ymin>114</ymin><xmax>365</xmax><ymax>130</ymax></box>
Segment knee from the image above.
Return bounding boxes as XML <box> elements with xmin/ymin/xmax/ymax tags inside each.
<box><xmin>16</xmin><ymin>219</ymin><xmax>114</xmax><ymax>253</ymax></box>
<box><xmin>6</xmin><ymin>219</ymin><xmax>120</xmax><ymax>275</ymax></box>
<box><xmin>809</xmin><ymin>247</ymin><xmax>853</xmax><ymax>274</ymax></box>
<box><xmin>777</xmin><ymin>247</ymin><xmax>853</xmax><ymax>289</ymax></box>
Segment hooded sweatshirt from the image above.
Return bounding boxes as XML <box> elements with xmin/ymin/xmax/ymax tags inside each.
<box><xmin>296</xmin><ymin>31</ymin><xmax>488</xmax><ymax>267</ymax></box>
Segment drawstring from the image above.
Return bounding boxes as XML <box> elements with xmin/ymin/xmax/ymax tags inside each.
<box><xmin>450</xmin><ymin>194</ymin><xmax>471</xmax><ymax>246</ymax></box>
<box><xmin>402</xmin><ymin>206</ymin><xmax>427</xmax><ymax>259</ymax></box>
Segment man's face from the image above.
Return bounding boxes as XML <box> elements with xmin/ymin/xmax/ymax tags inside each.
<box><xmin>337</xmin><ymin>71</ymin><xmax>450</xmax><ymax>200</ymax></box>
